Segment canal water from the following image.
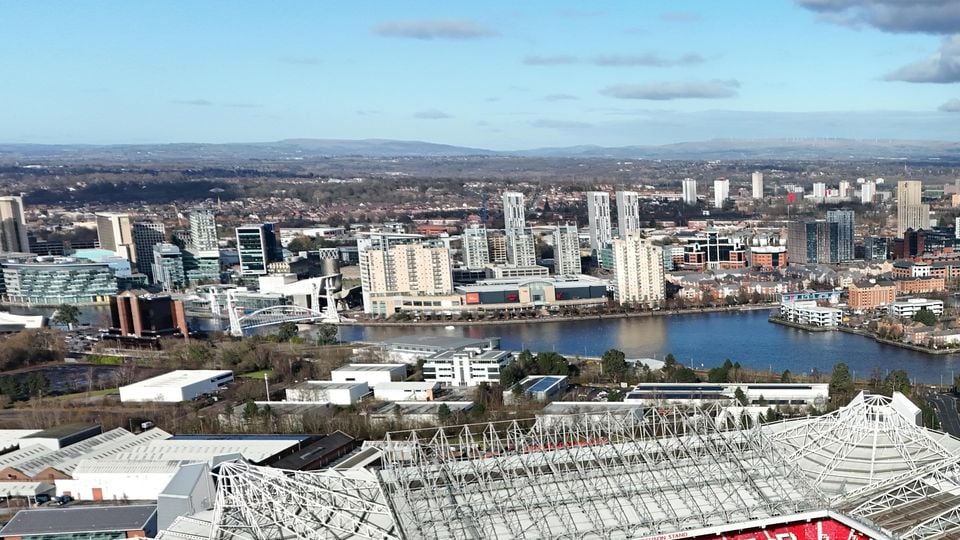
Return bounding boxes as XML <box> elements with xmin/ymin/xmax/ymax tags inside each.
<box><xmin>339</xmin><ymin>310</ymin><xmax>960</xmax><ymax>384</ymax></box>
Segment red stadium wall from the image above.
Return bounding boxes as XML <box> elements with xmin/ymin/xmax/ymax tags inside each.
<box><xmin>703</xmin><ymin>518</ymin><xmax>872</xmax><ymax>540</ymax></box>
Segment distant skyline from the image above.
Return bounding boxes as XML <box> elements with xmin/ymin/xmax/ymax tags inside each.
<box><xmin>2</xmin><ymin>0</ymin><xmax>959</xmax><ymax>148</ymax></box>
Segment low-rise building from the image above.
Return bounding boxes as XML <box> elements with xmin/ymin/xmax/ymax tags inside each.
<box><xmin>377</xmin><ymin>335</ymin><xmax>501</xmax><ymax>364</ymax></box>
<box><xmin>847</xmin><ymin>281</ymin><xmax>896</xmax><ymax>310</ymax></box>
<box><xmin>423</xmin><ymin>349</ymin><xmax>513</xmax><ymax>387</ymax></box>
<box><xmin>373</xmin><ymin>381</ymin><xmax>440</xmax><ymax>402</ymax></box>
<box><xmin>459</xmin><ymin>276</ymin><xmax>608</xmax><ymax>312</ymax></box>
<box><xmin>1</xmin><ymin>257</ymin><xmax>117</xmax><ymax>305</ymax></box>
<box><xmin>889</xmin><ymin>298</ymin><xmax>944</xmax><ymax>318</ymax></box>
<box><xmin>623</xmin><ymin>383</ymin><xmax>829</xmax><ymax>407</ymax></box>
<box><xmin>106</xmin><ymin>291</ymin><xmax>190</xmax><ymax>341</ymax></box>
<box><xmin>368</xmin><ymin>401</ymin><xmax>474</xmax><ymax>426</ymax></box>
<box><xmin>779</xmin><ymin>300</ymin><xmax>842</xmax><ymax>327</ymax></box>
<box><xmin>285</xmin><ymin>381</ymin><xmax>369</xmax><ymax>405</ymax></box>
<box><xmin>0</xmin><ymin>504</ymin><xmax>158</xmax><ymax>539</ymax></box>
<box><xmin>514</xmin><ymin>375</ymin><xmax>568</xmax><ymax>402</ymax></box>
<box><xmin>895</xmin><ymin>276</ymin><xmax>946</xmax><ymax>295</ymax></box>
<box><xmin>119</xmin><ymin>370</ymin><xmax>233</xmax><ymax>403</ymax></box>
<box><xmin>330</xmin><ymin>364</ymin><xmax>406</xmax><ymax>385</ymax></box>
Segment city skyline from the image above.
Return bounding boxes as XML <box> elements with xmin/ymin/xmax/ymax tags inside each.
<box><xmin>2</xmin><ymin>1</ymin><xmax>959</xmax><ymax>148</ymax></box>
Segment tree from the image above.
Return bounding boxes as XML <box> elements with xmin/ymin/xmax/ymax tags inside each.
<box><xmin>51</xmin><ymin>304</ymin><xmax>81</xmax><ymax>328</ymax></box>
<box><xmin>469</xmin><ymin>402</ymin><xmax>486</xmax><ymax>420</ymax></box>
<box><xmin>734</xmin><ymin>387</ymin><xmax>748</xmax><ymax>406</ymax></box>
<box><xmin>25</xmin><ymin>373</ymin><xmax>49</xmax><ymax>399</ymax></box>
<box><xmin>275</xmin><ymin>322</ymin><xmax>298</xmax><ymax>342</ymax></box>
<box><xmin>663</xmin><ymin>353</ymin><xmax>678</xmax><ymax>374</ymax></box>
<box><xmin>780</xmin><ymin>370</ymin><xmax>792</xmax><ymax>383</ymax></box>
<box><xmin>830</xmin><ymin>363</ymin><xmax>854</xmax><ymax>404</ymax></box>
<box><xmin>315</xmin><ymin>324</ymin><xmax>338</xmax><ymax>345</ymax></box>
<box><xmin>437</xmin><ymin>403</ymin><xmax>452</xmax><ymax>423</ymax></box>
<box><xmin>765</xmin><ymin>408</ymin><xmax>778</xmax><ymax>423</ymax></box>
<box><xmin>601</xmin><ymin>349</ymin><xmax>628</xmax><ymax>382</ymax></box>
<box><xmin>884</xmin><ymin>370</ymin><xmax>911</xmax><ymax>396</ymax></box>
<box><xmin>913</xmin><ymin>308</ymin><xmax>938</xmax><ymax>326</ymax></box>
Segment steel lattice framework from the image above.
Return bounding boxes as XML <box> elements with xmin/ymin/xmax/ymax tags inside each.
<box><xmin>765</xmin><ymin>392</ymin><xmax>959</xmax><ymax>496</ymax></box>
<box><xmin>375</xmin><ymin>407</ymin><xmax>825</xmax><ymax>539</ymax></box>
<box><xmin>210</xmin><ymin>462</ymin><xmax>399</xmax><ymax>540</ymax></box>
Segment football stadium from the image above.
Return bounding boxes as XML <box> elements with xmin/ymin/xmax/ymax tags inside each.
<box><xmin>159</xmin><ymin>392</ymin><xmax>960</xmax><ymax>539</ymax></box>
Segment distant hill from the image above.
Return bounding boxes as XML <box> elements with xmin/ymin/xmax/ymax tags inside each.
<box><xmin>1</xmin><ymin>137</ymin><xmax>959</xmax><ymax>161</ymax></box>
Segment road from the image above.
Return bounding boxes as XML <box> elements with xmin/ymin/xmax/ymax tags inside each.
<box><xmin>929</xmin><ymin>392</ymin><xmax>960</xmax><ymax>437</ymax></box>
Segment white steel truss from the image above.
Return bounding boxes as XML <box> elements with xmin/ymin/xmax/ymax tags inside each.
<box><xmin>210</xmin><ymin>462</ymin><xmax>399</xmax><ymax>540</ymax></box>
<box><xmin>375</xmin><ymin>406</ymin><xmax>825</xmax><ymax>539</ymax></box>
<box><xmin>765</xmin><ymin>392</ymin><xmax>956</xmax><ymax>495</ymax></box>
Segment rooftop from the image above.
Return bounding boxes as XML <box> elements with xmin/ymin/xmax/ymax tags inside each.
<box><xmin>0</xmin><ymin>504</ymin><xmax>156</xmax><ymax>536</ymax></box>
<box><xmin>378</xmin><ymin>335</ymin><xmax>498</xmax><ymax>350</ymax></box>
<box><xmin>332</xmin><ymin>363</ymin><xmax>406</xmax><ymax>372</ymax></box>
<box><xmin>121</xmin><ymin>370</ymin><xmax>233</xmax><ymax>389</ymax></box>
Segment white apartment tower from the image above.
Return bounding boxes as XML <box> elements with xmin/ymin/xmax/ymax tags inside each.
<box><xmin>553</xmin><ymin>224</ymin><xmax>582</xmax><ymax>276</ymax></box>
<box><xmin>615</xmin><ymin>190</ymin><xmax>641</xmax><ymax>238</ymax></box>
<box><xmin>358</xmin><ymin>232</ymin><xmax>454</xmax><ymax>314</ymax></box>
<box><xmin>861</xmin><ymin>179</ymin><xmax>877</xmax><ymax>204</ymax></box>
<box><xmin>713</xmin><ymin>179</ymin><xmax>730</xmax><ymax>208</ymax></box>
<box><xmin>0</xmin><ymin>196</ymin><xmax>29</xmax><ymax>253</ymax></box>
<box><xmin>96</xmin><ymin>212</ymin><xmax>135</xmax><ymax>262</ymax></box>
<box><xmin>812</xmin><ymin>182</ymin><xmax>827</xmax><ymax>199</ymax></box>
<box><xmin>462</xmin><ymin>226</ymin><xmax>490</xmax><ymax>269</ymax></box>
<box><xmin>502</xmin><ymin>192</ymin><xmax>526</xmax><ymax>235</ymax></box>
<box><xmin>586</xmin><ymin>191</ymin><xmax>612</xmax><ymax>251</ymax></box>
<box><xmin>506</xmin><ymin>231</ymin><xmax>537</xmax><ymax>267</ymax></box>
<box><xmin>188</xmin><ymin>209</ymin><xmax>219</xmax><ymax>251</ymax></box>
<box><xmin>751</xmin><ymin>171</ymin><xmax>764</xmax><ymax>199</ymax></box>
<box><xmin>839</xmin><ymin>181</ymin><xmax>851</xmax><ymax>199</ymax></box>
<box><xmin>611</xmin><ymin>233</ymin><xmax>665</xmax><ymax>308</ymax></box>
<box><xmin>897</xmin><ymin>180</ymin><xmax>929</xmax><ymax>237</ymax></box>
<box><xmin>681</xmin><ymin>178</ymin><xmax>698</xmax><ymax>205</ymax></box>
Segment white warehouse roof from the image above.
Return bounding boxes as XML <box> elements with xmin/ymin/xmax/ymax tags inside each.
<box><xmin>121</xmin><ymin>370</ymin><xmax>233</xmax><ymax>391</ymax></box>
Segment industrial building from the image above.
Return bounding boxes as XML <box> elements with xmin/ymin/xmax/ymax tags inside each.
<box><xmin>511</xmin><ymin>375</ymin><xmax>569</xmax><ymax>402</ymax></box>
<box><xmin>0</xmin><ymin>504</ymin><xmax>158</xmax><ymax>539</ymax></box>
<box><xmin>330</xmin><ymin>364</ymin><xmax>406</xmax><ymax>386</ymax></box>
<box><xmin>623</xmin><ymin>382</ymin><xmax>829</xmax><ymax>407</ymax></box>
<box><xmin>373</xmin><ymin>382</ymin><xmax>439</xmax><ymax>402</ymax></box>
<box><xmin>119</xmin><ymin>370</ymin><xmax>234</xmax><ymax>403</ymax></box>
<box><xmin>284</xmin><ymin>381</ymin><xmax>369</xmax><ymax>406</ymax></box>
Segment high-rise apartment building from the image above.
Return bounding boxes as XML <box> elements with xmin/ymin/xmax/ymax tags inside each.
<box><xmin>586</xmin><ymin>191</ymin><xmax>612</xmax><ymax>251</ymax></box>
<box><xmin>897</xmin><ymin>180</ymin><xmax>929</xmax><ymax>237</ymax></box>
<box><xmin>860</xmin><ymin>179</ymin><xmax>877</xmax><ymax>204</ymax></box>
<box><xmin>713</xmin><ymin>179</ymin><xmax>729</xmax><ymax>208</ymax></box>
<box><xmin>487</xmin><ymin>232</ymin><xmax>508</xmax><ymax>265</ymax></box>
<box><xmin>357</xmin><ymin>232</ymin><xmax>454</xmax><ymax>315</ymax></box>
<box><xmin>96</xmin><ymin>212</ymin><xmax>135</xmax><ymax>262</ymax></box>
<box><xmin>751</xmin><ymin>171</ymin><xmax>764</xmax><ymax>199</ymax></box>
<box><xmin>553</xmin><ymin>224</ymin><xmax>581</xmax><ymax>276</ymax></box>
<box><xmin>615</xmin><ymin>190</ymin><xmax>640</xmax><ymax>238</ymax></box>
<box><xmin>235</xmin><ymin>223</ymin><xmax>281</xmax><ymax>276</ymax></box>
<box><xmin>502</xmin><ymin>192</ymin><xmax>526</xmax><ymax>235</ymax></box>
<box><xmin>681</xmin><ymin>178</ymin><xmax>698</xmax><ymax>205</ymax></box>
<box><xmin>505</xmin><ymin>231</ymin><xmax>537</xmax><ymax>267</ymax></box>
<box><xmin>826</xmin><ymin>209</ymin><xmax>855</xmax><ymax>262</ymax></box>
<box><xmin>152</xmin><ymin>243</ymin><xmax>185</xmax><ymax>291</ymax></box>
<box><xmin>0</xmin><ymin>196</ymin><xmax>29</xmax><ymax>253</ymax></box>
<box><xmin>787</xmin><ymin>221</ymin><xmax>840</xmax><ymax>264</ymax></box>
<box><xmin>462</xmin><ymin>226</ymin><xmax>490</xmax><ymax>269</ymax></box>
<box><xmin>812</xmin><ymin>182</ymin><xmax>827</xmax><ymax>199</ymax></box>
<box><xmin>839</xmin><ymin>181</ymin><xmax>851</xmax><ymax>199</ymax></box>
<box><xmin>611</xmin><ymin>233</ymin><xmax>665</xmax><ymax>307</ymax></box>
<box><xmin>188</xmin><ymin>209</ymin><xmax>219</xmax><ymax>251</ymax></box>
<box><xmin>132</xmin><ymin>221</ymin><xmax>166</xmax><ymax>278</ymax></box>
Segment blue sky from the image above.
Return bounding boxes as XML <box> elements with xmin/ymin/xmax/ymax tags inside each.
<box><xmin>1</xmin><ymin>0</ymin><xmax>958</xmax><ymax>148</ymax></box>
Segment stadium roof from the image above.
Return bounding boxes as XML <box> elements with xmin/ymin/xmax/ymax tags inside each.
<box><xmin>766</xmin><ymin>392</ymin><xmax>960</xmax><ymax>495</ymax></box>
<box><xmin>158</xmin><ymin>392</ymin><xmax>960</xmax><ymax>540</ymax></box>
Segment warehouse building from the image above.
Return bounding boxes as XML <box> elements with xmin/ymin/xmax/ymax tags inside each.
<box><xmin>285</xmin><ymin>381</ymin><xmax>369</xmax><ymax>406</ymax></box>
<box><xmin>0</xmin><ymin>504</ymin><xmax>157</xmax><ymax>539</ymax></box>
<box><xmin>623</xmin><ymin>382</ymin><xmax>829</xmax><ymax>407</ymax></box>
<box><xmin>119</xmin><ymin>370</ymin><xmax>234</xmax><ymax>403</ymax></box>
<box><xmin>373</xmin><ymin>381</ymin><xmax>439</xmax><ymax>402</ymax></box>
<box><xmin>330</xmin><ymin>364</ymin><xmax>406</xmax><ymax>385</ymax></box>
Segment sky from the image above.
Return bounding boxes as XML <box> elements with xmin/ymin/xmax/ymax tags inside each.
<box><xmin>1</xmin><ymin>0</ymin><xmax>959</xmax><ymax>149</ymax></box>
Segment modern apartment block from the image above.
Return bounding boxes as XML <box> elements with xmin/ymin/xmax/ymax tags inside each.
<box><xmin>96</xmin><ymin>212</ymin><xmax>135</xmax><ymax>262</ymax></box>
<box><xmin>681</xmin><ymin>178</ymin><xmax>698</xmax><ymax>205</ymax></box>
<box><xmin>358</xmin><ymin>232</ymin><xmax>454</xmax><ymax>315</ymax></box>
<box><xmin>501</xmin><ymin>191</ymin><xmax>526</xmax><ymax>235</ymax></box>
<box><xmin>461</xmin><ymin>226</ymin><xmax>490</xmax><ymax>269</ymax></box>
<box><xmin>897</xmin><ymin>180</ymin><xmax>929</xmax><ymax>237</ymax></box>
<box><xmin>132</xmin><ymin>221</ymin><xmax>165</xmax><ymax>278</ymax></box>
<box><xmin>0</xmin><ymin>196</ymin><xmax>29</xmax><ymax>253</ymax></box>
<box><xmin>611</xmin><ymin>233</ymin><xmax>665</xmax><ymax>307</ymax></box>
<box><xmin>615</xmin><ymin>190</ymin><xmax>640</xmax><ymax>238</ymax></box>
<box><xmin>586</xmin><ymin>191</ymin><xmax>612</xmax><ymax>251</ymax></box>
<box><xmin>751</xmin><ymin>171</ymin><xmax>763</xmax><ymax>199</ymax></box>
<box><xmin>553</xmin><ymin>224</ymin><xmax>582</xmax><ymax>276</ymax></box>
<box><xmin>235</xmin><ymin>224</ymin><xmax>281</xmax><ymax>276</ymax></box>
<box><xmin>188</xmin><ymin>209</ymin><xmax>219</xmax><ymax>251</ymax></box>
<box><xmin>826</xmin><ymin>209</ymin><xmax>855</xmax><ymax>262</ymax></box>
<box><xmin>713</xmin><ymin>179</ymin><xmax>729</xmax><ymax>208</ymax></box>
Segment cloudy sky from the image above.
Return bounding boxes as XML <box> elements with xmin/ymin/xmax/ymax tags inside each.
<box><xmin>2</xmin><ymin>0</ymin><xmax>959</xmax><ymax>148</ymax></box>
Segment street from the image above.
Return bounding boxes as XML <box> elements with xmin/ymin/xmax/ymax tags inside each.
<box><xmin>929</xmin><ymin>392</ymin><xmax>960</xmax><ymax>437</ymax></box>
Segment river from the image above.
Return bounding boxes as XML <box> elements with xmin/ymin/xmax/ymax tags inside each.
<box><xmin>338</xmin><ymin>310</ymin><xmax>960</xmax><ymax>384</ymax></box>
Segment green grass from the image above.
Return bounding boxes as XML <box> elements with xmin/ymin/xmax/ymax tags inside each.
<box><xmin>49</xmin><ymin>388</ymin><xmax>117</xmax><ymax>401</ymax></box>
<box><xmin>85</xmin><ymin>354</ymin><xmax>123</xmax><ymax>365</ymax></box>
<box><xmin>239</xmin><ymin>369</ymin><xmax>275</xmax><ymax>380</ymax></box>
